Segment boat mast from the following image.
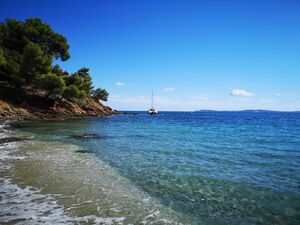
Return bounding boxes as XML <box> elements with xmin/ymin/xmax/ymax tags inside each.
<box><xmin>151</xmin><ymin>90</ymin><xmax>153</xmax><ymax>108</ymax></box>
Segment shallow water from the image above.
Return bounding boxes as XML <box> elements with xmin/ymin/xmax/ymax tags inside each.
<box><xmin>0</xmin><ymin>123</ymin><xmax>184</xmax><ymax>224</ymax></box>
<box><xmin>1</xmin><ymin>111</ymin><xmax>300</xmax><ymax>224</ymax></box>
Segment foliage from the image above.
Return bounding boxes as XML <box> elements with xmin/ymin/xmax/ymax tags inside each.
<box><xmin>76</xmin><ymin>67</ymin><xmax>93</xmax><ymax>95</ymax></box>
<box><xmin>0</xmin><ymin>48</ymin><xmax>5</xmax><ymax>65</ymax></box>
<box><xmin>52</xmin><ymin>64</ymin><xmax>69</xmax><ymax>78</ymax></box>
<box><xmin>19</xmin><ymin>43</ymin><xmax>52</xmax><ymax>83</ymax></box>
<box><xmin>62</xmin><ymin>84</ymin><xmax>85</xmax><ymax>100</ymax></box>
<box><xmin>0</xmin><ymin>17</ymin><xmax>109</xmax><ymax>101</ymax></box>
<box><xmin>93</xmin><ymin>88</ymin><xmax>109</xmax><ymax>101</ymax></box>
<box><xmin>64</xmin><ymin>68</ymin><xmax>94</xmax><ymax>97</ymax></box>
<box><xmin>0</xmin><ymin>18</ymin><xmax>70</xmax><ymax>61</ymax></box>
<box><xmin>36</xmin><ymin>73</ymin><xmax>66</xmax><ymax>97</ymax></box>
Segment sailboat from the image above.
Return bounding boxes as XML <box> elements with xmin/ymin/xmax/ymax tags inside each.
<box><xmin>148</xmin><ymin>90</ymin><xmax>158</xmax><ymax>115</ymax></box>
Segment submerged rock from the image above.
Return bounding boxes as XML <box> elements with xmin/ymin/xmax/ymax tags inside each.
<box><xmin>0</xmin><ymin>137</ymin><xmax>26</xmax><ymax>144</ymax></box>
<box><xmin>121</xmin><ymin>112</ymin><xmax>139</xmax><ymax>116</ymax></box>
<box><xmin>75</xmin><ymin>149</ymin><xmax>93</xmax><ymax>154</ymax></box>
<box><xmin>71</xmin><ymin>133</ymin><xmax>107</xmax><ymax>140</ymax></box>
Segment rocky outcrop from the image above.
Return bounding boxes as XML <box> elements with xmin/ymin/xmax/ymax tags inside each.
<box><xmin>0</xmin><ymin>82</ymin><xmax>117</xmax><ymax>121</ymax></box>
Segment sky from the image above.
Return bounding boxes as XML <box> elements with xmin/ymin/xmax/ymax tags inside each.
<box><xmin>1</xmin><ymin>0</ymin><xmax>300</xmax><ymax>111</ymax></box>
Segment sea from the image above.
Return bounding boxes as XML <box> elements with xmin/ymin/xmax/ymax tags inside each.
<box><xmin>0</xmin><ymin>111</ymin><xmax>300</xmax><ymax>225</ymax></box>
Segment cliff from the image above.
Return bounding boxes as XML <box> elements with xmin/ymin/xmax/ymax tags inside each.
<box><xmin>0</xmin><ymin>81</ymin><xmax>117</xmax><ymax>120</ymax></box>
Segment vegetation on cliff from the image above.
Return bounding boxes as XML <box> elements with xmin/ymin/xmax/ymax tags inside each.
<box><xmin>0</xmin><ymin>18</ymin><xmax>108</xmax><ymax>102</ymax></box>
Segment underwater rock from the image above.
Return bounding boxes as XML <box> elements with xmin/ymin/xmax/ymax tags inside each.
<box><xmin>71</xmin><ymin>134</ymin><xmax>106</xmax><ymax>140</ymax></box>
<box><xmin>0</xmin><ymin>137</ymin><xmax>26</xmax><ymax>144</ymax></box>
<box><xmin>75</xmin><ymin>149</ymin><xmax>93</xmax><ymax>154</ymax></box>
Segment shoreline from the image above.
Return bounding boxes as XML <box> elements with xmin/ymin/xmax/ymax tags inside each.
<box><xmin>0</xmin><ymin>122</ymin><xmax>187</xmax><ymax>224</ymax></box>
<box><xmin>0</xmin><ymin>105</ymin><xmax>119</xmax><ymax>122</ymax></box>
<box><xmin>0</xmin><ymin>113</ymin><xmax>118</xmax><ymax>123</ymax></box>
<box><xmin>0</xmin><ymin>82</ymin><xmax>118</xmax><ymax>121</ymax></box>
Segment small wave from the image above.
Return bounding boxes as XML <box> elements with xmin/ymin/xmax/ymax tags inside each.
<box><xmin>0</xmin><ymin>178</ymin><xmax>126</xmax><ymax>224</ymax></box>
<box><xmin>0</xmin><ymin>123</ymin><xmax>124</xmax><ymax>224</ymax></box>
<box><xmin>0</xmin><ymin>122</ymin><xmax>12</xmax><ymax>139</ymax></box>
<box><xmin>0</xmin><ymin>127</ymin><xmax>129</xmax><ymax>224</ymax></box>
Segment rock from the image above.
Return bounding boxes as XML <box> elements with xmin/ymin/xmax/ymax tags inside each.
<box><xmin>0</xmin><ymin>137</ymin><xmax>26</xmax><ymax>144</ymax></box>
<box><xmin>122</xmin><ymin>112</ymin><xmax>138</xmax><ymax>116</ymax></box>
<box><xmin>0</xmin><ymin>83</ymin><xmax>118</xmax><ymax>121</ymax></box>
<box><xmin>75</xmin><ymin>149</ymin><xmax>93</xmax><ymax>153</ymax></box>
<box><xmin>71</xmin><ymin>134</ymin><xmax>107</xmax><ymax>140</ymax></box>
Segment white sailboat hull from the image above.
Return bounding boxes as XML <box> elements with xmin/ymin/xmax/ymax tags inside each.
<box><xmin>148</xmin><ymin>108</ymin><xmax>158</xmax><ymax>114</ymax></box>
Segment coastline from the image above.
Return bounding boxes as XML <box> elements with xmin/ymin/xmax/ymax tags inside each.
<box><xmin>0</xmin><ymin>99</ymin><xmax>118</xmax><ymax>121</ymax></box>
<box><xmin>0</xmin><ymin>121</ymin><xmax>187</xmax><ymax>224</ymax></box>
<box><xmin>0</xmin><ymin>82</ymin><xmax>118</xmax><ymax>121</ymax></box>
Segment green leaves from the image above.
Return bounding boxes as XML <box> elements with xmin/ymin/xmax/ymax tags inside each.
<box><xmin>36</xmin><ymin>73</ymin><xmax>65</xmax><ymax>95</ymax></box>
<box><xmin>62</xmin><ymin>84</ymin><xmax>85</xmax><ymax>100</ymax></box>
<box><xmin>20</xmin><ymin>43</ymin><xmax>52</xmax><ymax>82</ymax></box>
<box><xmin>93</xmin><ymin>88</ymin><xmax>109</xmax><ymax>101</ymax></box>
<box><xmin>76</xmin><ymin>67</ymin><xmax>93</xmax><ymax>95</ymax></box>
<box><xmin>0</xmin><ymin>48</ymin><xmax>6</xmax><ymax>66</ymax></box>
<box><xmin>0</xmin><ymin>17</ymin><xmax>109</xmax><ymax>102</ymax></box>
<box><xmin>0</xmin><ymin>17</ymin><xmax>70</xmax><ymax>81</ymax></box>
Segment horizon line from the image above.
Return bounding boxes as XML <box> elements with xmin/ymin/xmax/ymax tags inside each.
<box><xmin>117</xmin><ymin>109</ymin><xmax>300</xmax><ymax>113</ymax></box>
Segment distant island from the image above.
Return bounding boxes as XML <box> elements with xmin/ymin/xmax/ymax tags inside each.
<box><xmin>0</xmin><ymin>18</ymin><xmax>117</xmax><ymax>120</ymax></box>
<box><xmin>195</xmin><ymin>109</ymin><xmax>300</xmax><ymax>113</ymax></box>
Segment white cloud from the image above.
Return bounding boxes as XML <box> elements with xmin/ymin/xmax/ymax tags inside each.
<box><xmin>116</xmin><ymin>82</ymin><xmax>125</xmax><ymax>86</ymax></box>
<box><xmin>230</xmin><ymin>89</ymin><xmax>254</xmax><ymax>97</ymax></box>
<box><xmin>164</xmin><ymin>87</ymin><xmax>176</xmax><ymax>92</ymax></box>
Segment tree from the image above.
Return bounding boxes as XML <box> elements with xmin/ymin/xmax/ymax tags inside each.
<box><xmin>93</xmin><ymin>88</ymin><xmax>109</xmax><ymax>101</ymax></box>
<box><xmin>36</xmin><ymin>73</ymin><xmax>65</xmax><ymax>97</ymax></box>
<box><xmin>0</xmin><ymin>48</ymin><xmax>5</xmax><ymax>66</ymax></box>
<box><xmin>64</xmin><ymin>73</ymin><xmax>83</xmax><ymax>87</ymax></box>
<box><xmin>0</xmin><ymin>17</ymin><xmax>109</xmax><ymax>104</ymax></box>
<box><xmin>0</xmin><ymin>18</ymin><xmax>70</xmax><ymax>82</ymax></box>
<box><xmin>19</xmin><ymin>43</ymin><xmax>52</xmax><ymax>83</ymax></box>
<box><xmin>62</xmin><ymin>84</ymin><xmax>85</xmax><ymax>100</ymax></box>
<box><xmin>76</xmin><ymin>67</ymin><xmax>93</xmax><ymax>95</ymax></box>
<box><xmin>0</xmin><ymin>18</ymin><xmax>70</xmax><ymax>61</ymax></box>
<box><xmin>24</xmin><ymin>18</ymin><xmax>70</xmax><ymax>61</ymax></box>
<box><xmin>64</xmin><ymin>67</ymin><xmax>94</xmax><ymax>96</ymax></box>
<box><xmin>4</xmin><ymin>50</ymin><xmax>22</xmax><ymax>83</ymax></box>
<box><xmin>52</xmin><ymin>64</ymin><xmax>69</xmax><ymax>77</ymax></box>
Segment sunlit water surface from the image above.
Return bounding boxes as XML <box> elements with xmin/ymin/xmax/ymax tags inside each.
<box><xmin>1</xmin><ymin>111</ymin><xmax>300</xmax><ymax>224</ymax></box>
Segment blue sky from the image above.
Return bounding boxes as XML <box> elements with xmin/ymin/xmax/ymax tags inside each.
<box><xmin>1</xmin><ymin>0</ymin><xmax>300</xmax><ymax>111</ymax></box>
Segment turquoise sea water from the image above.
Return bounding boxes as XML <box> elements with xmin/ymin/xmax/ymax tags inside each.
<box><xmin>9</xmin><ymin>111</ymin><xmax>300</xmax><ymax>224</ymax></box>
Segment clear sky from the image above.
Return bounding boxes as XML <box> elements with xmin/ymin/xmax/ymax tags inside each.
<box><xmin>1</xmin><ymin>0</ymin><xmax>300</xmax><ymax>111</ymax></box>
